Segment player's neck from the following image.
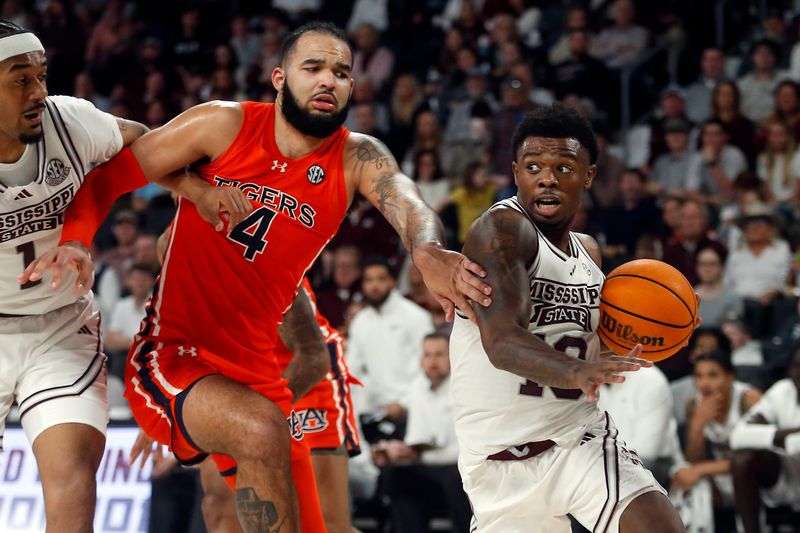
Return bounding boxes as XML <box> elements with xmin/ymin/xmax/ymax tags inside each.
<box><xmin>0</xmin><ymin>135</ymin><xmax>26</xmax><ymax>164</ymax></box>
<box><xmin>273</xmin><ymin>103</ymin><xmax>329</xmax><ymax>159</ymax></box>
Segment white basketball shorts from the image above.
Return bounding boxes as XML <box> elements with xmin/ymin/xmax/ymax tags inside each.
<box><xmin>0</xmin><ymin>296</ymin><xmax>108</xmax><ymax>450</ymax></box>
<box><xmin>461</xmin><ymin>412</ymin><xmax>666</xmax><ymax>533</ymax></box>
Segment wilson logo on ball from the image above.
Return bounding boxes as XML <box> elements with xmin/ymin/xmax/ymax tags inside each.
<box><xmin>600</xmin><ymin>312</ymin><xmax>665</xmax><ymax>347</ymax></box>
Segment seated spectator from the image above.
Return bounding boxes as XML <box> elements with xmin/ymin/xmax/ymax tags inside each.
<box><xmin>488</xmin><ymin>76</ymin><xmax>536</xmax><ymax>176</ymax></box>
<box><xmin>710</xmin><ymin>80</ymin><xmax>757</xmax><ymax>165</ymax></box>
<box><xmin>105</xmin><ymin>263</ymin><xmax>157</xmax><ymax>379</ymax></box>
<box><xmin>658</xmin><ymin>195</ymin><xmax>684</xmax><ymax>245</ymax></box>
<box><xmin>684</xmin><ymin>47</ymin><xmax>727</xmax><ymax>125</ymax></box>
<box><xmin>552</xmin><ymin>29</ymin><xmax>613</xmax><ymax>110</ymax></box>
<box><xmin>412</xmin><ymin>149</ymin><xmax>451</xmax><ymax>212</ymax></box>
<box><xmin>347</xmin><ymin>258</ymin><xmax>434</xmax><ymax>441</ymax></box>
<box><xmin>650</xmin><ymin>117</ymin><xmax>695</xmax><ymax>197</ymax></box>
<box><xmin>548</xmin><ymin>6</ymin><xmax>591</xmax><ymax>66</ymax></box>
<box><xmin>721</xmin><ymin>319</ymin><xmax>765</xmax><ymax>372</ymax></box>
<box><xmin>686</xmin><ymin>120</ymin><xmax>748</xmax><ymax>202</ymax></box>
<box><xmin>316</xmin><ymin>246</ymin><xmax>362</xmax><ymax>330</ymax></box>
<box><xmin>730</xmin><ymin>347</ymin><xmax>800</xmax><ymax>533</ymax></box>
<box><xmin>647</xmin><ymin>86</ymin><xmax>696</xmax><ymax>167</ymax></box>
<box><xmin>695</xmin><ymin>246</ymin><xmax>744</xmax><ymax>328</ymax></box>
<box><xmin>737</xmin><ymin>39</ymin><xmax>791</xmax><ymax>123</ymax></box>
<box><xmin>663</xmin><ymin>199</ymin><xmax>727</xmax><ymax>285</ymax></box>
<box><xmin>441</xmin><ymin>162</ymin><xmax>497</xmax><ymax>248</ymax></box>
<box><xmin>667</xmin><ymin>327</ymin><xmax>732</xmax><ymax>423</ymax></box>
<box><xmin>587</xmin><ymin>120</ymin><xmax>625</xmax><ymax>211</ymax></box>
<box><xmin>600</xmin><ymin>168</ymin><xmax>662</xmax><ymax>265</ymax></box>
<box><xmin>724</xmin><ymin>202</ymin><xmax>791</xmax><ymax>337</ymax></box>
<box><xmin>590</xmin><ymin>0</ymin><xmax>649</xmax><ymax>70</ymax></box>
<box><xmin>388</xmin><ymin>73</ymin><xmax>424</xmax><ymax>159</ymax></box>
<box><xmin>375</xmin><ymin>332</ymin><xmax>471</xmax><ymax>533</ymax></box>
<box><xmin>756</xmin><ymin>119</ymin><xmax>800</xmax><ymax>207</ymax></box>
<box><xmin>351</xmin><ymin>23</ymin><xmax>395</xmax><ymax>95</ymax></box>
<box><xmin>759</xmin><ymin>80</ymin><xmax>800</xmax><ymax>139</ymax></box>
<box><xmin>672</xmin><ymin>350</ymin><xmax>762</xmax><ymax>532</ymax></box>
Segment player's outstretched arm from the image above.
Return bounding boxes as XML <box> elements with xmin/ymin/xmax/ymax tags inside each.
<box><xmin>348</xmin><ymin>133</ymin><xmax>491</xmax><ymax>321</ymax></box>
<box><xmin>464</xmin><ymin>208</ymin><xmax>650</xmax><ymax>401</ymax></box>
<box><xmin>278</xmin><ymin>287</ymin><xmax>330</xmax><ymax>402</ymax></box>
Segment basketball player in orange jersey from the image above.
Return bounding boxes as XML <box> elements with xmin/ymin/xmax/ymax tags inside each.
<box><xmin>449</xmin><ymin>104</ymin><xmax>687</xmax><ymax>532</ymax></box>
<box><xmin>23</xmin><ymin>21</ymin><xmax>490</xmax><ymax>533</ymax></box>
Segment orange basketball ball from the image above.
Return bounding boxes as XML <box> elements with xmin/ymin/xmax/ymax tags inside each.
<box><xmin>598</xmin><ymin>259</ymin><xmax>698</xmax><ymax>362</ymax></box>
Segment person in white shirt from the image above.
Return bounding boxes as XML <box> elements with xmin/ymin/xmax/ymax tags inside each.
<box><xmin>724</xmin><ymin>203</ymin><xmax>791</xmax><ymax>337</ymax></box>
<box><xmin>756</xmin><ymin>119</ymin><xmax>800</xmax><ymax>206</ymax></box>
<box><xmin>686</xmin><ymin>119</ymin><xmax>748</xmax><ymax>201</ymax></box>
<box><xmin>730</xmin><ymin>347</ymin><xmax>800</xmax><ymax>533</ymax></box>
<box><xmin>104</xmin><ymin>263</ymin><xmax>156</xmax><ymax>378</ymax></box>
<box><xmin>346</xmin><ymin>257</ymin><xmax>434</xmax><ymax>440</ymax></box>
<box><xmin>599</xmin><ymin>365</ymin><xmax>677</xmax><ymax>487</ymax></box>
<box><xmin>373</xmin><ymin>332</ymin><xmax>471</xmax><ymax>533</ymax></box>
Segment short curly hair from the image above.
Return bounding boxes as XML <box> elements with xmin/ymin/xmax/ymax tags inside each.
<box><xmin>511</xmin><ymin>104</ymin><xmax>599</xmax><ymax>164</ymax></box>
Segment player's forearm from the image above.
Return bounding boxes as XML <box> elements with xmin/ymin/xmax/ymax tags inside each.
<box><xmin>373</xmin><ymin>172</ymin><xmax>445</xmax><ymax>253</ymax></box>
<box><xmin>684</xmin><ymin>425</ymin><xmax>708</xmax><ymax>463</ymax></box>
<box><xmin>693</xmin><ymin>459</ymin><xmax>731</xmax><ymax>478</ymax></box>
<box><xmin>278</xmin><ymin>290</ymin><xmax>329</xmax><ymax>402</ymax></box>
<box><xmin>154</xmin><ymin>169</ymin><xmax>213</xmax><ymax>205</ymax></box>
<box><xmin>482</xmin><ymin>324</ymin><xmax>583</xmax><ymax>390</ymax></box>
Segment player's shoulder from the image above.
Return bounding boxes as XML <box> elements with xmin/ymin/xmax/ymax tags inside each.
<box><xmin>471</xmin><ymin>201</ymin><xmax>537</xmax><ymax>244</ymax></box>
<box><xmin>187</xmin><ymin>100</ymin><xmax>243</xmax><ymax>123</ymax></box>
<box><xmin>343</xmin><ymin>132</ymin><xmax>393</xmax><ymax>162</ymax></box>
<box><xmin>46</xmin><ymin>95</ymin><xmax>102</xmax><ymax>119</ymax></box>
<box><xmin>571</xmin><ymin>231</ymin><xmax>602</xmax><ymax>266</ymax></box>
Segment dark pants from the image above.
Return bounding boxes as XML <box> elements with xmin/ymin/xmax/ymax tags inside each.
<box><xmin>383</xmin><ymin>463</ymin><xmax>472</xmax><ymax>533</ymax></box>
<box><xmin>148</xmin><ymin>467</ymin><xmax>206</xmax><ymax>533</ymax></box>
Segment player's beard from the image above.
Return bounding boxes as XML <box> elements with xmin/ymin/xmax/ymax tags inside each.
<box><xmin>280</xmin><ymin>78</ymin><xmax>349</xmax><ymax>138</ymax></box>
<box><xmin>20</xmin><ymin>130</ymin><xmax>43</xmax><ymax>144</ymax></box>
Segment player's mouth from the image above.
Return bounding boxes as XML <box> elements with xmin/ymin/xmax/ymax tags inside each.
<box><xmin>22</xmin><ymin>105</ymin><xmax>44</xmax><ymax>126</ymax></box>
<box><xmin>310</xmin><ymin>93</ymin><xmax>336</xmax><ymax>112</ymax></box>
<box><xmin>533</xmin><ymin>195</ymin><xmax>562</xmax><ymax>216</ymax></box>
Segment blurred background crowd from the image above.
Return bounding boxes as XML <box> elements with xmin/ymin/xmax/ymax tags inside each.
<box><xmin>5</xmin><ymin>0</ymin><xmax>800</xmax><ymax>531</ymax></box>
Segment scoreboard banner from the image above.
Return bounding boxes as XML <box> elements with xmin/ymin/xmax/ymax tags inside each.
<box><xmin>0</xmin><ymin>426</ymin><xmax>152</xmax><ymax>532</ymax></box>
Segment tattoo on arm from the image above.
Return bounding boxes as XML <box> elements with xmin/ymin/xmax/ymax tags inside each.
<box><xmin>236</xmin><ymin>487</ymin><xmax>286</xmax><ymax>533</ymax></box>
<box><xmin>466</xmin><ymin>209</ymin><xmax>581</xmax><ymax>389</ymax></box>
<box><xmin>279</xmin><ymin>288</ymin><xmax>329</xmax><ymax>401</ymax></box>
<box><xmin>351</xmin><ymin>136</ymin><xmax>444</xmax><ymax>252</ymax></box>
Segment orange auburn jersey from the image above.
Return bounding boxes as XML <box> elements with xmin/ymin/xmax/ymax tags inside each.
<box><xmin>138</xmin><ymin>102</ymin><xmax>349</xmax><ymax>383</ymax></box>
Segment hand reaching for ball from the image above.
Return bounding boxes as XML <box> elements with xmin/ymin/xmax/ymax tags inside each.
<box><xmin>574</xmin><ymin>344</ymin><xmax>652</xmax><ymax>402</ymax></box>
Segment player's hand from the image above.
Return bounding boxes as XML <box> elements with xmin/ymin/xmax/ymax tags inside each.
<box><xmin>693</xmin><ymin>393</ymin><xmax>724</xmax><ymax>426</ymax></box>
<box><xmin>572</xmin><ymin>344</ymin><xmax>651</xmax><ymax>402</ymax></box>
<box><xmin>412</xmin><ymin>244</ymin><xmax>492</xmax><ymax>322</ymax></box>
<box><xmin>17</xmin><ymin>241</ymin><xmax>94</xmax><ymax>293</ymax></box>
<box><xmin>129</xmin><ymin>429</ymin><xmax>165</xmax><ymax>469</ymax></box>
<box><xmin>194</xmin><ymin>185</ymin><xmax>252</xmax><ymax>232</ymax></box>
<box><xmin>671</xmin><ymin>465</ymin><xmax>703</xmax><ymax>490</ymax></box>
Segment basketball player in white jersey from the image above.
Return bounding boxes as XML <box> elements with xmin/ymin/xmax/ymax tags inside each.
<box><xmin>0</xmin><ymin>20</ymin><xmax>248</xmax><ymax>532</ymax></box>
<box><xmin>450</xmin><ymin>104</ymin><xmax>686</xmax><ymax>532</ymax></box>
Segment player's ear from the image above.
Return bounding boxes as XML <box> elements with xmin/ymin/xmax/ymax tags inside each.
<box><xmin>584</xmin><ymin>165</ymin><xmax>597</xmax><ymax>189</ymax></box>
<box><xmin>512</xmin><ymin>161</ymin><xmax>518</xmax><ymax>185</ymax></box>
<box><xmin>272</xmin><ymin>67</ymin><xmax>285</xmax><ymax>92</ymax></box>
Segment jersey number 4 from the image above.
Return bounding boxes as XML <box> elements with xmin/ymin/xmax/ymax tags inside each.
<box><xmin>227</xmin><ymin>207</ymin><xmax>277</xmax><ymax>261</ymax></box>
<box><xmin>519</xmin><ymin>335</ymin><xmax>587</xmax><ymax>400</ymax></box>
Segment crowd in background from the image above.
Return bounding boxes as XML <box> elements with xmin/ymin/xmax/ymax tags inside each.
<box><xmin>6</xmin><ymin>0</ymin><xmax>800</xmax><ymax>531</ymax></box>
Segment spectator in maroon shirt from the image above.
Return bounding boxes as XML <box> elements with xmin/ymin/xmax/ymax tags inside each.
<box><xmin>662</xmin><ymin>199</ymin><xmax>727</xmax><ymax>285</ymax></box>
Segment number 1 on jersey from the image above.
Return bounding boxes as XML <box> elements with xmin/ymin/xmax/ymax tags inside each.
<box><xmin>227</xmin><ymin>207</ymin><xmax>278</xmax><ymax>261</ymax></box>
<box><xmin>17</xmin><ymin>242</ymin><xmax>42</xmax><ymax>290</ymax></box>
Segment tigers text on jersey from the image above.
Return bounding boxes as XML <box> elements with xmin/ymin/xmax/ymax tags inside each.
<box><xmin>139</xmin><ymin>102</ymin><xmax>349</xmax><ymax>383</ymax></box>
<box><xmin>0</xmin><ymin>96</ymin><xmax>122</xmax><ymax>314</ymax></box>
<box><xmin>450</xmin><ymin>197</ymin><xmax>606</xmax><ymax>461</ymax></box>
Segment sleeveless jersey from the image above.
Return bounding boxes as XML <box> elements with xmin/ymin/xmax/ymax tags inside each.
<box><xmin>0</xmin><ymin>96</ymin><xmax>122</xmax><ymax>314</ymax></box>
<box><xmin>273</xmin><ymin>278</ymin><xmax>348</xmax><ymax>372</ymax></box>
<box><xmin>450</xmin><ymin>197</ymin><xmax>606</xmax><ymax>459</ymax></box>
<box><xmin>141</xmin><ymin>102</ymin><xmax>349</xmax><ymax>381</ymax></box>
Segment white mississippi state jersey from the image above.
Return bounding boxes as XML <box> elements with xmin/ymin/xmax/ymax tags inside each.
<box><xmin>450</xmin><ymin>197</ymin><xmax>606</xmax><ymax>460</ymax></box>
<box><xmin>0</xmin><ymin>96</ymin><xmax>122</xmax><ymax>314</ymax></box>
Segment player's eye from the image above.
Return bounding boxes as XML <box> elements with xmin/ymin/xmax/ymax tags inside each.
<box><xmin>14</xmin><ymin>77</ymin><xmax>26</xmax><ymax>85</ymax></box>
<box><xmin>558</xmin><ymin>165</ymin><xmax>573</xmax><ymax>174</ymax></box>
<box><xmin>527</xmin><ymin>163</ymin><xmax>540</xmax><ymax>172</ymax></box>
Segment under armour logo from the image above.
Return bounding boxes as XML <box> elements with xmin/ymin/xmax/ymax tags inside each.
<box><xmin>507</xmin><ymin>445</ymin><xmax>530</xmax><ymax>458</ymax></box>
<box><xmin>177</xmin><ymin>345</ymin><xmax>197</xmax><ymax>357</ymax></box>
<box><xmin>272</xmin><ymin>160</ymin><xmax>287</xmax><ymax>173</ymax></box>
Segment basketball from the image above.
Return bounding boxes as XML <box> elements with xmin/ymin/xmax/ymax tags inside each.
<box><xmin>598</xmin><ymin>259</ymin><xmax>698</xmax><ymax>362</ymax></box>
